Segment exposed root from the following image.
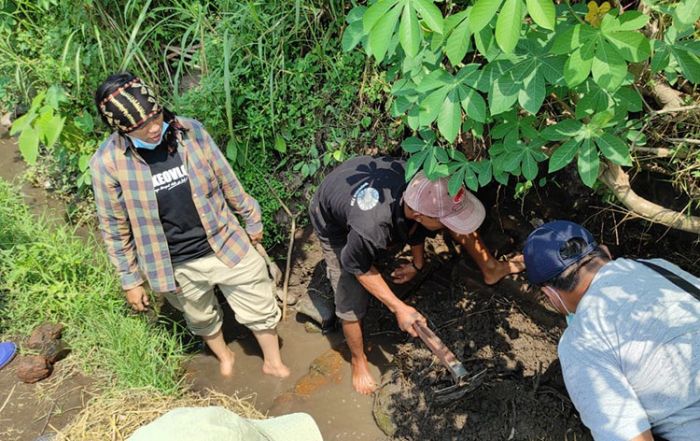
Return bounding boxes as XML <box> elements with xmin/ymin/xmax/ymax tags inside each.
<box><xmin>599</xmin><ymin>162</ymin><xmax>700</xmax><ymax>234</ymax></box>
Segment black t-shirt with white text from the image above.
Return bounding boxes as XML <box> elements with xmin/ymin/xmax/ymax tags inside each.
<box><xmin>138</xmin><ymin>141</ymin><xmax>212</xmax><ymax>264</ymax></box>
<box><xmin>309</xmin><ymin>156</ymin><xmax>432</xmax><ymax>274</ymax></box>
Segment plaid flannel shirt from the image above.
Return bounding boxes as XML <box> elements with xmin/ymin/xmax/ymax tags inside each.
<box><xmin>90</xmin><ymin>117</ymin><xmax>262</xmax><ymax>293</ymax></box>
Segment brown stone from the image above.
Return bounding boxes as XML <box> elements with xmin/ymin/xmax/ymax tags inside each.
<box><xmin>16</xmin><ymin>355</ymin><xmax>52</xmax><ymax>383</ymax></box>
<box><xmin>41</xmin><ymin>340</ymin><xmax>71</xmax><ymax>364</ymax></box>
<box><xmin>27</xmin><ymin>323</ymin><xmax>64</xmax><ymax>350</ymax></box>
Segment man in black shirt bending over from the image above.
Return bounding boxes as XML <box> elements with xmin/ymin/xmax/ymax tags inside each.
<box><xmin>309</xmin><ymin>156</ymin><xmax>524</xmax><ymax>394</ymax></box>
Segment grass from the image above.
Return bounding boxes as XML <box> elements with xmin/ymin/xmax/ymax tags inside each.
<box><xmin>0</xmin><ymin>179</ymin><xmax>187</xmax><ymax>393</ymax></box>
<box><xmin>57</xmin><ymin>387</ymin><xmax>263</xmax><ymax>440</ymax></box>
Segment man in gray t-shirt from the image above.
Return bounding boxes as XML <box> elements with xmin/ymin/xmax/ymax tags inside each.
<box><xmin>523</xmin><ymin>220</ymin><xmax>700</xmax><ymax>441</ymax></box>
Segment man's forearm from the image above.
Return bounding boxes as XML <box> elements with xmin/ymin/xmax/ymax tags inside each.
<box><xmin>356</xmin><ymin>267</ymin><xmax>406</xmax><ymax>313</ymax></box>
<box><xmin>410</xmin><ymin>243</ymin><xmax>425</xmax><ymax>269</ymax></box>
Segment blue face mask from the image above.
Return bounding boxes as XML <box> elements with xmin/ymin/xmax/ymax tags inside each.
<box><xmin>129</xmin><ymin>121</ymin><xmax>169</xmax><ymax>150</ymax></box>
<box><xmin>545</xmin><ymin>286</ymin><xmax>575</xmax><ymax>326</ymax></box>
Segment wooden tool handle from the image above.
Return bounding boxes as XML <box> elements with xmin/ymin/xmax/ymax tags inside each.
<box><xmin>413</xmin><ymin>322</ymin><xmax>459</xmax><ymax>366</ymax></box>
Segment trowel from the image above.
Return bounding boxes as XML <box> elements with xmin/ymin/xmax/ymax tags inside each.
<box><xmin>412</xmin><ymin>321</ymin><xmax>486</xmax><ymax>403</ymax></box>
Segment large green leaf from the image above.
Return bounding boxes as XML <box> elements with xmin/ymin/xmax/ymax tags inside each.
<box><xmin>458</xmin><ymin>85</ymin><xmax>487</xmax><ymax>122</ymax></box>
<box><xmin>673</xmin><ymin>0</ymin><xmax>700</xmax><ymax>32</ymax></box>
<box><xmin>342</xmin><ymin>20</ymin><xmax>366</xmax><ymax>52</ymax></box>
<box><xmin>525</xmin><ymin>0</ymin><xmax>555</xmax><ymax>30</ymax></box>
<box><xmin>405</xmin><ymin>149</ymin><xmax>429</xmax><ymax>179</ymax></box>
<box><xmin>416</xmin><ymin>68</ymin><xmax>452</xmax><ymax>93</ymax></box>
<box><xmin>402</xmin><ymin>136</ymin><xmax>426</xmax><ymax>153</ymax></box>
<box><xmin>519</xmin><ymin>69</ymin><xmax>545</xmax><ymax>114</ymax></box>
<box><xmin>551</xmin><ymin>24</ymin><xmax>597</xmax><ymax>55</ymax></box>
<box><xmin>489</xmin><ymin>71</ymin><xmax>520</xmax><ymax>115</ymax></box>
<box><xmin>41</xmin><ymin>115</ymin><xmax>65</xmax><ymax>150</ymax></box>
<box><xmin>521</xmin><ymin>151</ymin><xmax>538</xmax><ymax>180</ymax></box>
<box><xmin>670</xmin><ymin>46</ymin><xmax>700</xmax><ymax>84</ymax></box>
<box><xmin>437</xmin><ymin>90</ymin><xmax>461</xmax><ymax>143</ymax></box>
<box><xmin>495</xmin><ymin>0</ymin><xmax>523</xmax><ymax>54</ymax></box>
<box><xmin>367</xmin><ymin>3</ymin><xmax>402</xmax><ymax>62</ymax></box>
<box><xmin>448</xmin><ymin>167</ymin><xmax>466</xmax><ymax>195</ymax></box>
<box><xmin>541</xmin><ymin>119</ymin><xmax>583</xmax><ymax>141</ymax></box>
<box><xmin>463</xmin><ymin>163</ymin><xmax>479</xmax><ymax>190</ymax></box>
<box><xmin>651</xmin><ymin>41</ymin><xmax>670</xmax><ymax>73</ymax></box>
<box><xmin>616</xmin><ymin>11</ymin><xmax>649</xmax><ymax>31</ymax></box>
<box><xmin>564</xmin><ymin>46</ymin><xmax>594</xmax><ymax>87</ymax></box>
<box><xmin>596</xmin><ymin>133</ymin><xmax>631</xmax><ymax>166</ymax></box>
<box><xmin>413</xmin><ymin>0</ymin><xmax>445</xmax><ymax>34</ymax></box>
<box><xmin>470</xmin><ymin>0</ymin><xmax>504</xmax><ymax>33</ymax></box>
<box><xmin>577</xmin><ymin>138</ymin><xmax>600</xmax><ymax>188</ymax></box>
<box><xmin>364</xmin><ymin>0</ymin><xmax>400</xmax><ymax>32</ymax></box>
<box><xmin>576</xmin><ymin>84</ymin><xmax>610</xmax><ymax>118</ymax></box>
<box><xmin>399</xmin><ymin>3</ymin><xmax>421</xmax><ymax>57</ymax></box>
<box><xmin>419</xmin><ymin>87</ymin><xmax>450</xmax><ymax>125</ymax></box>
<box><xmin>548</xmin><ymin>138</ymin><xmax>580</xmax><ymax>172</ymax></box>
<box><xmin>445</xmin><ymin>14</ymin><xmax>472</xmax><ymax>65</ymax></box>
<box><xmin>591</xmin><ymin>41</ymin><xmax>627</xmax><ymax>91</ymax></box>
<box><xmin>605</xmin><ymin>31</ymin><xmax>650</xmax><ymax>62</ymax></box>
<box><xmin>18</xmin><ymin>129</ymin><xmax>40</xmax><ymax>165</ymax></box>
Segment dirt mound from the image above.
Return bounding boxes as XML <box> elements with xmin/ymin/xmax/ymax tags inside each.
<box><xmin>370</xmin><ymin>250</ymin><xmax>592</xmax><ymax>440</ymax></box>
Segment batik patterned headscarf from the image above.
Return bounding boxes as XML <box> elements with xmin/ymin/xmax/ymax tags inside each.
<box><xmin>98</xmin><ymin>77</ymin><xmax>162</xmax><ymax>133</ymax></box>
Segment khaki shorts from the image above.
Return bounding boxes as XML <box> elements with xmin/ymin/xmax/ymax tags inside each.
<box><xmin>164</xmin><ymin>248</ymin><xmax>281</xmax><ymax>336</ymax></box>
<box><xmin>319</xmin><ymin>238</ymin><xmax>370</xmax><ymax>322</ymax></box>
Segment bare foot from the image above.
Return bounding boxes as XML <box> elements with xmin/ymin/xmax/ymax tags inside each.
<box><xmin>483</xmin><ymin>254</ymin><xmax>526</xmax><ymax>285</ymax></box>
<box><xmin>351</xmin><ymin>357</ymin><xmax>378</xmax><ymax>395</ymax></box>
<box><xmin>219</xmin><ymin>350</ymin><xmax>236</xmax><ymax>377</ymax></box>
<box><xmin>262</xmin><ymin>361</ymin><xmax>291</xmax><ymax>378</ymax></box>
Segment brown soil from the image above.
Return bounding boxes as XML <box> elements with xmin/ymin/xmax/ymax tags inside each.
<box><xmin>0</xmin><ymin>360</ymin><xmax>95</xmax><ymax>441</ymax></box>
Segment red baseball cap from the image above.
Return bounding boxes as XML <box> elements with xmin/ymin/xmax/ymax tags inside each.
<box><xmin>404</xmin><ymin>171</ymin><xmax>485</xmax><ymax>234</ymax></box>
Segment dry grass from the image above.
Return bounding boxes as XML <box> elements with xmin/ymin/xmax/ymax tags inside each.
<box><xmin>54</xmin><ymin>387</ymin><xmax>263</xmax><ymax>441</ymax></box>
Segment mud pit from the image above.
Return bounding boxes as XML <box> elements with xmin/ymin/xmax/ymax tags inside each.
<box><xmin>371</xmin><ymin>253</ymin><xmax>591</xmax><ymax>440</ymax></box>
<box><xmin>183</xmin><ymin>223</ymin><xmax>592</xmax><ymax>440</ymax></box>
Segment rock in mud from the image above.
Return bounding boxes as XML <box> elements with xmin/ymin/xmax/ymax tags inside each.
<box><xmin>27</xmin><ymin>323</ymin><xmax>64</xmax><ymax>350</ymax></box>
<box><xmin>373</xmin><ymin>370</ymin><xmax>401</xmax><ymax>437</ymax></box>
<box><xmin>295</xmin><ymin>290</ymin><xmax>336</xmax><ymax>333</ymax></box>
<box><xmin>16</xmin><ymin>355</ymin><xmax>52</xmax><ymax>383</ymax></box>
<box><xmin>41</xmin><ymin>340</ymin><xmax>71</xmax><ymax>364</ymax></box>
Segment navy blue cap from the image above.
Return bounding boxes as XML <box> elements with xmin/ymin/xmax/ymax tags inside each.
<box><xmin>523</xmin><ymin>220</ymin><xmax>597</xmax><ymax>285</ymax></box>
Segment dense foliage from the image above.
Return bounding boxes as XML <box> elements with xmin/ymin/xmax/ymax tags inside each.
<box><xmin>0</xmin><ymin>0</ymin><xmax>393</xmax><ymax>244</ymax></box>
<box><xmin>345</xmin><ymin>0</ymin><xmax>699</xmax><ymax>230</ymax></box>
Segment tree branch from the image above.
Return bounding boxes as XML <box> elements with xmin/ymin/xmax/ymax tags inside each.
<box><xmin>599</xmin><ymin>162</ymin><xmax>700</xmax><ymax>234</ymax></box>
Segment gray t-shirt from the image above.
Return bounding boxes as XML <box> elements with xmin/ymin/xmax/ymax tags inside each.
<box><xmin>559</xmin><ymin>258</ymin><xmax>700</xmax><ymax>441</ymax></box>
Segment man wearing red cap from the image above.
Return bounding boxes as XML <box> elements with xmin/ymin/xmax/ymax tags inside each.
<box><xmin>309</xmin><ymin>156</ymin><xmax>524</xmax><ymax>394</ymax></box>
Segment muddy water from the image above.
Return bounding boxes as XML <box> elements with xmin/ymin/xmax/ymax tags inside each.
<box><xmin>1</xmin><ymin>134</ymin><xmax>391</xmax><ymax>439</ymax></box>
<box><xmin>0</xmin><ymin>137</ymin><xmax>67</xmax><ymax>223</ymax></box>
<box><xmin>185</xmin><ymin>318</ymin><xmax>394</xmax><ymax>440</ymax></box>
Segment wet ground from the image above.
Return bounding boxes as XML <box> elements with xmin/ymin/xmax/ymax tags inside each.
<box><xmin>183</xmin><ymin>230</ymin><xmax>392</xmax><ymax>440</ymax></box>
<box><xmin>0</xmin><ymin>136</ymin><xmax>96</xmax><ymax>441</ymax></box>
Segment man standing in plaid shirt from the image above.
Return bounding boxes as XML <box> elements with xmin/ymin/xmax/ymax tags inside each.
<box><xmin>90</xmin><ymin>72</ymin><xmax>289</xmax><ymax>378</ymax></box>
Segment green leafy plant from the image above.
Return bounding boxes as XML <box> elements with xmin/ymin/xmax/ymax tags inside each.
<box><xmin>344</xmin><ymin>0</ymin><xmax>700</xmax><ymax>233</ymax></box>
<box><xmin>10</xmin><ymin>85</ymin><xmax>67</xmax><ymax>164</ymax></box>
